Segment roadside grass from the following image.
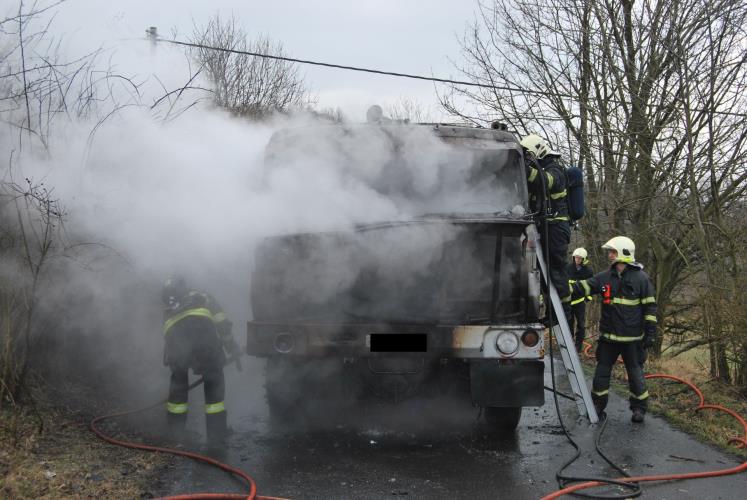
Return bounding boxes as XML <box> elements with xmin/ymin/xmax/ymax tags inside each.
<box><xmin>591</xmin><ymin>344</ymin><xmax>747</xmax><ymax>460</ymax></box>
<box><xmin>645</xmin><ymin>352</ymin><xmax>747</xmax><ymax>460</ymax></box>
<box><xmin>0</xmin><ymin>402</ymin><xmax>166</xmax><ymax>498</ymax></box>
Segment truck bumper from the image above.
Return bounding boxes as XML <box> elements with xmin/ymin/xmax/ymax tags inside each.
<box><xmin>246</xmin><ymin>321</ymin><xmax>545</xmax><ymax>360</ymax></box>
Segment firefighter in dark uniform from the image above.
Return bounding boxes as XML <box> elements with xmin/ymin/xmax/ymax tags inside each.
<box><xmin>161</xmin><ymin>276</ymin><xmax>242</xmax><ymax>443</ymax></box>
<box><xmin>567</xmin><ymin>247</ymin><xmax>593</xmax><ymax>352</ymax></box>
<box><xmin>521</xmin><ymin>134</ymin><xmax>572</xmax><ymax>320</ymax></box>
<box><xmin>571</xmin><ymin>237</ymin><xmax>657</xmax><ymax>423</ymax></box>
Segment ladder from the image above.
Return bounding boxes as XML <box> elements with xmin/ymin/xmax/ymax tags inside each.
<box><xmin>536</xmin><ymin>244</ymin><xmax>599</xmax><ymax>424</ymax></box>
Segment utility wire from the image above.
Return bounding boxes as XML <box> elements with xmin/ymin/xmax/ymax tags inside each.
<box><xmin>152</xmin><ymin>36</ymin><xmax>555</xmax><ymax>96</ymax></box>
<box><xmin>150</xmin><ymin>35</ymin><xmax>747</xmax><ymax>119</ymax></box>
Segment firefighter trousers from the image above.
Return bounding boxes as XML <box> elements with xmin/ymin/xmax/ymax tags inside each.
<box><xmin>164</xmin><ymin>316</ymin><xmax>228</xmax><ymax>442</ymax></box>
<box><xmin>166</xmin><ymin>367</ymin><xmax>227</xmax><ymax>441</ymax></box>
<box><xmin>542</xmin><ymin>221</ymin><xmax>572</xmax><ymax>321</ymax></box>
<box><xmin>569</xmin><ymin>301</ymin><xmax>586</xmax><ymax>350</ymax></box>
<box><xmin>592</xmin><ymin>340</ymin><xmax>649</xmax><ymax>413</ymax></box>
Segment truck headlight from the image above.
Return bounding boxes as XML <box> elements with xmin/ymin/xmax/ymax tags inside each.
<box><xmin>273</xmin><ymin>332</ymin><xmax>295</xmax><ymax>353</ymax></box>
<box><xmin>495</xmin><ymin>332</ymin><xmax>519</xmax><ymax>355</ymax></box>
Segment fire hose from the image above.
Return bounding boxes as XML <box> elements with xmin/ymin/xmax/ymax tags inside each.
<box><xmin>541</xmin><ymin>339</ymin><xmax>747</xmax><ymax>499</ymax></box>
<box><xmin>90</xmin><ymin>356</ymin><xmax>286</xmax><ymax>500</ymax></box>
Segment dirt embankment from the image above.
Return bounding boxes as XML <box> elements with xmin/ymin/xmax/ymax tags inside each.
<box><xmin>1</xmin><ymin>363</ymin><xmax>175</xmax><ymax>500</ymax></box>
<box><xmin>1</xmin><ymin>399</ymin><xmax>170</xmax><ymax>499</ymax></box>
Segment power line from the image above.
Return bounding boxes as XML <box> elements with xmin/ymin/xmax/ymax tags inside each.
<box><xmin>152</xmin><ymin>36</ymin><xmax>550</xmax><ymax>96</ymax></box>
<box><xmin>150</xmin><ymin>35</ymin><xmax>747</xmax><ymax>119</ymax></box>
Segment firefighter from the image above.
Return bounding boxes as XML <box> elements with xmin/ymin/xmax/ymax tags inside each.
<box><xmin>571</xmin><ymin>237</ymin><xmax>657</xmax><ymax>423</ymax></box>
<box><xmin>161</xmin><ymin>276</ymin><xmax>242</xmax><ymax>443</ymax></box>
<box><xmin>567</xmin><ymin>247</ymin><xmax>593</xmax><ymax>352</ymax></box>
<box><xmin>521</xmin><ymin>134</ymin><xmax>572</xmax><ymax>321</ymax></box>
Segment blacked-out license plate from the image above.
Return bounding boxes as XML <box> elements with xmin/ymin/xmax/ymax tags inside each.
<box><xmin>368</xmin><ymin>333</ymin><xmax>427</xmax><ymax>352</ymax></box>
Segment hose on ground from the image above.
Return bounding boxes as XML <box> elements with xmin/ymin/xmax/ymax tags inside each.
<box><xmin>90</xmin><ymin>375</ymin><xmax>285</xmax><ymax>500</ymax></box>
<box><xmin>541</xmin><ymin>372</ymin><xmax>747</xmax><ymax>499</ymax></box>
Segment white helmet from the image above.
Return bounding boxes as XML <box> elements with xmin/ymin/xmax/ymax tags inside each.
<box><xmin>572</xmin><ymin>247</ymin><xmax>588</xmax><ymax>259</ymax></box>
<box><xmin>520</xmin><ymin>134</ymin><xmax>550</xmax><ymax>160</ymax></box>
<box><xmin>602</xmin><ymin>236</ymin><xmax>635</xmax><ymax>264</ymax></box>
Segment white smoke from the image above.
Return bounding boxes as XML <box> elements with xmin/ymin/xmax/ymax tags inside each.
<box><xmin>1</xmin><ymin>0</ymin><xmax>522</xmax><ymax>417</ymax></box>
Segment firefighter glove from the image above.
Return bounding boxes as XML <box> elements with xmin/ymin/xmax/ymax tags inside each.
<box><xmin>642</xmin><ymin>335</ymin><xmax>655</xmax><ymax>349</ymax></box>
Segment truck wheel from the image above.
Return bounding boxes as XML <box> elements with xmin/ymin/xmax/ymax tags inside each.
<box><xmin>484</xmin><ymin>406</ymin><xmax>522</xmax><ymax>431</ymax></box>
<box><xmin>266</xmin><ymin>389</ymin><xmax>298</xmax><ymax>422</ymax></box>
<box><xmin>264</xmin><ymin>358</ymin><xmax>300</xmax><ymax>422</ymax></box>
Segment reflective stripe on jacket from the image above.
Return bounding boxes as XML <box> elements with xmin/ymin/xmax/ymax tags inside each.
<box><xmin>573</xmin><ymin>264</ymin><xmax>657</xmax><ymax>341</ymax></box>
<box><xmin>526</xmin><ymin>156</ymin><xmax>569</xmax><ymax>223</ymax></box>
<box><xmin>163</xmin><ymin>307</ymin><xmax>213</xmax><ymax>335</ymax></box>
<box><xmin>163</xmin><ymin>289</ymin><xmax>230</xmax><ymax>337</ymax></box>
<box><xmin>568</xmin><ymin>261</ymin><xmax>593</xmax><ymax>305</ymax></box>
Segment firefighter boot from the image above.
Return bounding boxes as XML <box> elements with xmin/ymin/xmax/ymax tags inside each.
<box><xmin>206</xmin><ymin>411</ymin><xmax>228</xmax><ymax>446</ymax></box>
<box><xmin>631</xmin><ymin>408</ymin><xmax>645</xmax><ymax>423</ymax></box>
<box><xmin>594</xmin><ymin>401</ymin><xmax>606</xmax><ymax>420</ymax></box>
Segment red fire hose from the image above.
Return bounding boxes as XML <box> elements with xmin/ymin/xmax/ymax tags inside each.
<box><xmin>540</xmin><ymin>356</ymin><xmax>747</xmax><ymax>499</ymax></box>
<box><xmin>90</xmin><ymin>390</ymin><xmax>287</xmax><ymax>500</ymax></box>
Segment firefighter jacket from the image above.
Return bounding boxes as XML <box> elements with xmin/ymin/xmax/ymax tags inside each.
<box><xmin>567</xmin><ymin>260</ymin><xmax>593</xmax><ymax>306</ymax></box>
<box><xmin>163</xmin><ymin>290</ymin><xmax>233</xmax><ymax>345</ymax></box>
<box><xmin>572</xmin><ymin>263</ymin><xmax>657</xmax><ymax>343</ymax></box>
<box><xmin>526</xmin><ymin>156</ymin><xmax>569</xmax><ymax>223</ymax></box>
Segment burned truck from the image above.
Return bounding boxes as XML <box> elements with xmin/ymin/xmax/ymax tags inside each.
<box><xmin>246</xmin><ymin>118</ymin><xmax>545</xmax><ymax>430</ymax></box>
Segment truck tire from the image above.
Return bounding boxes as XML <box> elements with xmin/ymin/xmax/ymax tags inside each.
<box><xmin>484</xmin><ymin>406</ymin><xmax>522</xmax><ymax>431</ymax></box>
<box><xmin>264</xmin><ymin>358</ymin><xmax>301</xmax><ymax>421</ymax></box>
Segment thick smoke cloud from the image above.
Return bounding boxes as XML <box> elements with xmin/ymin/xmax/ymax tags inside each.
<box><xmin>1</xmin><ymin>2</ymin><xmax>527</xmax><ymax>434</ymax></box>
<box><xmin>4</xmin><ymin>100</ymin><xmax>521</xmax><ymax>411</ymax></box>
<box><xmin>43</xmin><ymin>108</ymin><xmax>492</xmax><ymax>292</ymax></box>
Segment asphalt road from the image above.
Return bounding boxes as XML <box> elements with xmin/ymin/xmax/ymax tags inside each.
<box><xmin>150</xmin><ymin>358</ymin><xmax>746</xmax><ymax>499</ymax></box>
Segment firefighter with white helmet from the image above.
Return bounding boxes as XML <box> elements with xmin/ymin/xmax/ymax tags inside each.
<box><xmin>567</xmin><ymin>247</ymin><xmax>593</xmax><ymax>352</ymax></box>
<box><xmin>521</xmin><ymin>134</ymin><xmax>573</xmax><ymax>321</ymax></box>
<box><xmin>571</xmin><ymin>236</ymin><xmax>657</xmax><ymax>423</ymax></box>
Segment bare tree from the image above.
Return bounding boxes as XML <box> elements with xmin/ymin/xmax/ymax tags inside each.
<box><xmin>386</xmin><ymin>98</ymin><xmax>438</xmax><ymax>123</ymax></box>
<box><xmin>445</xmin><ymin>0</ymin><xmax>747</xmax><ymax>385</ymax></box>
<box><xmin>191</xmin><ymin>15</ymin><xmax>310</xmax><ymax>119</ymax></box>
<box><xmin>307</xmin><ymin>106</ymin><xmax>345</xmax><ymax>123</ymax></box>
<box><xmin>1</xmin><ymin>168</ymin><xmax>65</xmax><ymax>405</ymax></box>
<box><xmin>0</xmin><ymin>1</ymin><xmax>150</xmax><ymax>152</ymax></box>
<box><xmin>0</xmin><ymin>0</ymin><xmax>180</xmax><ymax>405</ymax></box>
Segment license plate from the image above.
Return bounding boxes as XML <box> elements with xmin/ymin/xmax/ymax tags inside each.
<box><xmin>368</xmin><ymin>333</ymin><xmax>427</xmax><ymax>352</ymax></box>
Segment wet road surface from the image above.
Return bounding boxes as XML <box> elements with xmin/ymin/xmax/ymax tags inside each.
<box><xmin>151</xmin><ymin>359</ymin><xmax>746</xmax><ymax>499</ymax></box>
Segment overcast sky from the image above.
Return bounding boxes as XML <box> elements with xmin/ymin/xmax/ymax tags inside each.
<box><xmin>44</xmin><ymin>0</ymin><xmax>480</xmax><ymax>121</ymax></box>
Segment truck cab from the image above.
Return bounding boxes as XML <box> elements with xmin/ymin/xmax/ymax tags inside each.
<box><xmin>247</xmin><ymin>119</ymin><xmax>545</xmax><ymax>430</ymax></box>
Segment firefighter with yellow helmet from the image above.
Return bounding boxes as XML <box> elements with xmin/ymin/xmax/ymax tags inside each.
<box><xmin>571</xmin><ymin>236</ymin><xmax>657</xmax><ymax>423</ymax></box>
<box><xmin>567</xmin><ymin>247</ymin><xmax>593</xmax><ymax>352</ymax></box>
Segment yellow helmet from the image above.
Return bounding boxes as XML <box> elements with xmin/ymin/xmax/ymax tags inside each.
<box><xmin>520</xmin><ymin>134</ymin><xmax>550</xmax><ymax>160</ymax></box>
<box><xmin>602</xmin><ymin>236</ymin><xmax>635</xmax><ymax>264</ymax></box>
<box><xmin>572</xmin><ymin>247</ymin><xmax>588</xmax><ymax>259</ymax></box>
